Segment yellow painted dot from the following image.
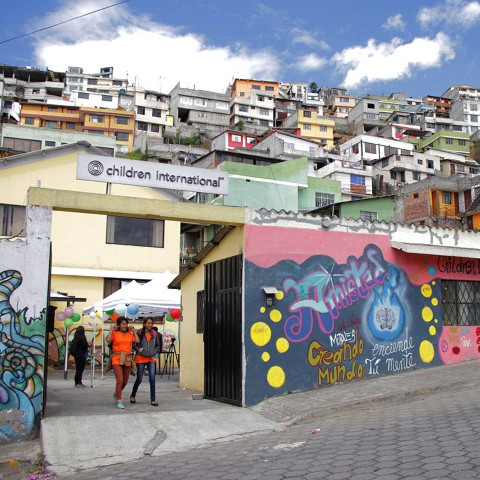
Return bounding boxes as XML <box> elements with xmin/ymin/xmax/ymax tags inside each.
<box><xmin>267</xmin><ymin>365</ymin><xmax>285</xmax><ymax>388</ymax></box>
<box><xmin>422</xmin><ymin>306</ymin><xmax>434</xmax><ymax>322</ymax></box>
<box><xmin>276</xmin><ymin>337</ymin><xmax>289</xmax><ymax>353</ymax></box>
<box><xmin>429</xmin><ymin>325</ymin><xmax>436</xmax><ymax>336</ymax></box>
<box><xmin>259</xmin><ymin>306</ymin><xmax>266</xmax><ymax>313</ymax></box>
<box><xmin>251</xmin><ymin>322</ymin><xmax>272</xmax><ymax>347</ymax></box>
<box><xmin>275</xmin><ymin>291</ymin><xmax>284</xmax><ymax>300</ymax></box>
<box><xmin>261</xmin><ymin>352</ymin><xmax>270</xmax><ymax>362</ymax></box>
<box><xmin>270</xmin><ymin>309</ymin><xmax>282</xmax><ymax>323</ymax></box>
<box><xmin>434</xmin><ymin>319</ymin><xmax>438</xmax><ymax>323</ymax></box>
<box><xmin>431</xmin><ymin>298</ymin><xmax>438</xmax><ymax>306</ymax></box>
<box><xmin>419</xmin><ymin>340</ymin><xmax>435</xmax><ymax>363</ymax></box>
<box><xmin>421</xmin><ymin>284</ymin><xmax>433</xmax><ymax>298</ymax></box>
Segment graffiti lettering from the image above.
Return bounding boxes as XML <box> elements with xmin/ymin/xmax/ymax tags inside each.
<box><xmin>283</xmin><ymin>248</ymin><xmax>387</xmax><ymax>342</ymax></box>
<box><xmin>338</xmin><ymin>315</ymin><xmax>362</xmax><ymax>332</ymax></box>
<box><xmin>386</xmin><ymin>352</ymin><xmax>416</xmax><ymax>372</ymax></box>
<box><xmin>329</xmin><ymin>328</ymin><xmax>356</xmax><ymax>347</ymax></box>
<box><xmin>438</xmin><ymin>257</ymin><xmax>480</xmax><ymax>276</ymax></box>
<box><xmin>372</xmin><ymin>336</ymin><xmax>414</xmax><ymax>357</ymax></box>
<box><xmin>364</xmin><ymin>357</ymin><xmax>381</xmax><ymax>375</ymax></box>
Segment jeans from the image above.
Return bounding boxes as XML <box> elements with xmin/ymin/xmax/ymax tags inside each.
<box><xmin>131</xmin><ymin>362</ymin><xmax>156</xmax><ymax>402</ymax></box>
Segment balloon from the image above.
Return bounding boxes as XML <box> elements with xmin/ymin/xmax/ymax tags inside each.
<box><xmin>106</xmin><ymin>309</ymin><xmax>115</xmax><ymax>315</ymax></box>
<box><xmin>96</xmin><ymin>310</ymin><xmax>103</xmax><ymax>318</ymax></box>
<box><xmin>64</xmin><ymin>318</ymin><xmax>73</xmax><ymax>328</ymax></box>
<box><xmin>127</xmin><ymin>304</ymin><xmax>139</xmax><ymax>316</ymax></box>
<box><xmin>89</xmin><ymin>311</ymin><xmax>96</xmax><ymax>320</ymax></box>
<box><xmin>165</xmin><ymin>313</ymin><xmax>174</xmax><ymax>322</ymax></box>
<box><xmin>110</xmin><ymin>312</ymin><xmax>120</xmax><ymax>322</ymax></box>
<box><xmin>169</xmin><ymin>308</ymin><xmax>181</xmax><ymax>319</ymax></box>
<box><xmin>115</xmin><ymin>304</ymin><xmax>126</xmax><ymax>315</ymax></box>
<box><xmin>72</xmin><ymin>313</ymin><xmax>81</xmax><ymax>322</ymax></box>
<box><xmin>64</xmin><ymin>306</ymin><xmax>74</xmax><ymax>318</ymax></box>
<box><xmin>102</xmin><ymin>312</ymin><xmax>110</xmax><ymax>321</ymax></box>
<box><xmin>56</xmin><ymin>312</ymin><xmax>66</xmax><ymax>321</ymax></box>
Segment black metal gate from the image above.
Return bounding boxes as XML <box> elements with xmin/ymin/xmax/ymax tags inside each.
<box><xmin>204</xmin><ymin>254</ymin><xmax>242</xmax><ymax>405</ymax></box>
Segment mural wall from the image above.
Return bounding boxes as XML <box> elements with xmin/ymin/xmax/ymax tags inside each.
<box><xmin>244</xmin><ymin>224</ymin><xmax>480</xmax><ymax>405</ymax></box>
<box><xmin>0</xmin><ymin>206</ymin><xmax>51</xmax><ymax>442</ymax></box>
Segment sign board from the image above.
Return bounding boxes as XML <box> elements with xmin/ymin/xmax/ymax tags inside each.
<box><xmin>77</xmin><ymin>154</ymin><xmax>229</xmax><ymax>194</ymax></box>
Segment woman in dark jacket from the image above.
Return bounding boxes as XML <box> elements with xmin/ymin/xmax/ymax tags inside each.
<box><xmin>70</xmin><ymin>326</ymin><xmax>92</xmax><ymax>388</ymax></box>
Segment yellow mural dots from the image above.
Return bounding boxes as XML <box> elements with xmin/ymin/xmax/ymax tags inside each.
<box><xmin>259</xmin><ymin>306</ymin><xmax>266</xmax><ymax>314</ymax></box>
<box><xmin>267</xmin><ymin>365</ymin><xmax>286</xmax><ymax>388</ymax></box>
<box><xmin>431</xmin><ymin>298</ymin><xmax>438</xmax><ymax>307</ymax></box>
<box><xmin>261</xmin><ymin>352</ymin><xmax>270</xmax><ymax>362</ymax></box>
<box><xmin>432</xmin><ymin>281</ymin><xmax>436</xmax><ymax>285</ymax></box>
<box><xmin>276</xmin><ymin>337</ymin><xmax>290</xmax><ymax>353</ymax></box>
<box><xmin>419</xmin><ymin>340</ymin><xmax>435</xmax><ymax>363</ymax></box>
<box><xmin>275</xmin><ymin>290</ymin><xmax>285</xmax><ymax>300</ymax></box>
<box><xmin>429</xmin><ymin>325</ymin><xmax>436</xmax><ymax>336</ymax></box>
<box><xmin>434</xmin><ymin>319</ymin><xmax>438</xmax><ymax>323</ymax></box>
<box><xmin>421</xmin><ymin>284</ymin><xmax>433</xmax><ymax>298</ymax></box>
<box><xmin>270</xmin><ymin>309</ymin><xmax>282</xmax><ymax>323</ymax></box>
<box><xmin>251</xmin><ymin>322</ymin><xmax>272</xmax><ymax>347</ymax></box>
<box><xmin>422</xmin><ymin>306</ymin><xmax>434</xmax><ymax>322</ymax></box>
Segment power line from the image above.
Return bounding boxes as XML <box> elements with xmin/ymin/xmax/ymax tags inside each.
<box><xmin>0</xmin><ymin>0</ymin><xmax>132</xmax><ymax>46</ymax></box>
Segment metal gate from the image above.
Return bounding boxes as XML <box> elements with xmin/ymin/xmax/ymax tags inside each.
<box><xmin>204</xmin><ymin>254</ymin><xmax>242</xmax><ymax>405</ymax></box>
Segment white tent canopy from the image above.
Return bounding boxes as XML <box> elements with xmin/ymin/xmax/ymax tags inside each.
<box><xmin>82</xmin><ymin>273</ymin><xmax>181</xmax><ymax>318</ymax></box>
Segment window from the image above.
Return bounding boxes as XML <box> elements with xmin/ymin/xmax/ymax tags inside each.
<box><xmin>304</xmin><ymin>124</ymin><xmax>312</xmax><ymax>130</ymax></box>
<box><xmin>48</xmin><ymin>107</ymin><xmax>57</xmax><ymax>112</ymax></box>
<box><xmin>87</xmin><ymin>78</ymin><xmax>98</xmax><ymax>85</ymax></box>
<box><xmin>417</xmin><ymin>159</ymin><xmax>424</xmax><ymax>165</ymax></box>
<box><xmin>442</xmin><ymin>280</ymin><xmax>480</xmax><ymax>326</ymax></box>
<box><xmin>138</xmin><ymin>122</ymin><xmax>148</xmax><ymax>131</ymax></box>
<box><xmin>66</xmin><ymin>122</ymin><xmax>76</xmax><ymax>129</ymax></box>
<box><xmin>384</xmin><ymin>146</ymin><xmax>397</xmax><ymax>156</ymax></box>
<box><xmin>90</xmin><ymin>114</ymin><xmax>105</xmax><ymax>123</ymax></box>
<box><xmin>232</xmin><ymin>135</ymin><xmax>241</xmax><ymax>142</ymax></box>
<box><xmin>45</xmin><ymin>121</ymin><xmax>57</xmax><ymax>128</ymax></box>
<box><xmin>102</xmin><ymin>95</ymin><xmax>113</xmax><ymax>102</ymax></box>
<box><xmin>151</xmin><ymin>124</ymin><xmax>160</xmax><ymax>133</ymax></box>
<box><xmin>471</xmin><ymin>103</ymin><xmax>478</xmax><ymax>111</ymax></box>
<box><xmin>382</xmin><ymin>159</ymin><xmax>389</xmax><ymax>168</ymax></box>
<box><xmin>413</xmin><ymin>172</ymin><xmax>421</xmax><ymax>181</ymax></box>
<box><xmin>137</xmin><ymin>106</ymin><xmax>145</xmax><ymax>115</ymax></box>
<box><xmin>1</xmin><ymin>204</ymin><xmax>26</xmax><ymax>237</ymax></box>
<box><xmin>252</xmin><ymin>85</ymin><xmax>261</xmax><ymax>90</ymax></box>
<box><xmin>259</xmin><ymin>119</ymin><xmax>269</xmax><ymax>126</ymax></box>
<box><xmin>113</xmin><ymin>80</ymin><xmax>123</xmax><ymax>86</ymax></box>
<box><xmin>367</xmin><ymin>103</ymin><xmax>375</xmax><ymax>109</ymax></box>
<box><xmin>257</xmin><ymin>95</ymin><xmax>265</xmax><ymax>102</ymax></box>
<box><xmin>198</xmin><ymin>112</ymin><xmax>207</xmax><ymax>118</ymax></box>
<box><xmin>320</xmin><ymin>126</ymin><xmax>327</xmax><ymax>132</ymax></box>
<box><xmin>45</xmin><ymin>141</ymin><xmax>55</xmax><ymax>147</ymax></box>
<box><xmin>67</xmin><ymin>109</ymin><xmax>76</xmax><ymax>114</ymax></box>
<box><xmin>239</xmin><ymin>92</ymin><xmax>245</xmax><ymax>97</ymax></box>
<box><xmin>443</xmin><ymin>192</ymin><xmax>452</xmax><ymax>204</ymax></box>
<box><xmin>78</xmin><ymin>92</ymin><xmax>89</xmax><ymax>99</ymax></box>
<box><xmin>216</xmin><ymin>102</ymin><xmax>229</xmax><ymax>110</ymax></box>
<box><xmin>115</xmin><ymin>132</ymin><xmax>129</xmax><ymax>141</ymax></box>
<box><xmin>364</xmin><ymin>143</ymin><xmax>377</xmax><ymax>154</ymax></box>
<box><xmin>352</xmin><ymin>144</ymin><xmax>359</xmax><ymax>154</ymax></box>
<box><xmin>180</xmin><ymin>97</ymin><xmax>193</xmax><ymax>105</ymax></box>
<box><xmin>351</xmin><ymin>175</ymin><xmax>365</xmax><ymax>185</ymax></box>
<box><xmin>247</xmin><ymin>137</ymin><xmax>256</xmax><ymax>145</ymax></box>
<box><xmin>360</xmin><ymin>211</ymin><xmax>378</xmax><ymax>221</ymax></box>
<box><xmin>265</xmin><ymin>86</ymin><xmax>274</xmax><ymax>91</ymax></box>
<box><xmin>195</xmin><ymin>99</ymin><xmax>207</xmax><ymax>107</ymax></box>
<box><xmin>259</xmin><ymin>108</ymin><xmax>269</xmax><ymax>116</ymax></box>
<box><xmin>472</xmin><ymin>115</ymin><xmax>479</xmax><ymax>122</ymax></box>
<box><xmin>106</xmin><ymin>216</ymin><xmax>164</xmax><ymax>247</ymax></box>
<box><xmin>152</xmin><ymin>109</ymin><xmax>162</xmax><ymax>118</ymax></box>
<box><xmin>453</xmin><ymin>125</ymin><xmax>463</xmax><ymax>131</ymax></box>
<box><xmin>427</xmin><ymin>160</ymin><xmax>434</xmax><ymax>169</ymax></box>
<box><xmin>304</xmin><ymin>111</ymin><xmax>312</xmax><ymax>118</ymax></box>
<box><xmin>115</xmin><ymin>116</ymin><xmax>130</xmax><ymax>125</ymax></box>
<box><xmin>239</xmin><ymin>105</ymin><xmax>248</xmax><ymax>112</ymax></box>
<box><xmin>25</xmin><ymin>117</ymin><xmax>34</xmax><ymax>125</ymax></box>
<box><xmin>459</xmin><ymin>139</ymin><xmax>467</xmax><ymax>146</ymax></box>
<box><xmin>446</xmin><ymin>138</ymin><xmax>453</xmax><ymax>145</ymax></box>
<box><xmin>315</xmin><ymin>192</ymin><xmax>335</xmax><ymax>207</ymax></box>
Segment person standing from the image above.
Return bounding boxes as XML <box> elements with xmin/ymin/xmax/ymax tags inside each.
<box><xmin>70</xmin><ymin>326</ymin><xmax>92</xmax><ymax>388</ymax></box>
<box><xmin>130</xmin><ymin>317</ymin><xmax>161</xmax><ymax>406</ymax></box>
<box><xmin>106</xmin><ymin>316</ymin><xmax>139</xmax><ymax>409</ymax></box>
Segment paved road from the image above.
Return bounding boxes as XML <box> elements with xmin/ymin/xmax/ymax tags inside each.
<box><xmin>58</xmin><ymin>381</ymin><xmax>480</xmax><ymax>480</ymax></box>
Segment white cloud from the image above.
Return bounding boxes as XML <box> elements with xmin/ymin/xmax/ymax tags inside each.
<box><xmin>291</xmin><ymin>29</ymin><xmax>330</xmax><ymax>50</ymax></box>
<box><xmin>295</xmin><ymin>54</ymin><xmax>327</xmax><ymax>72</ymax></box>
<box><xmin>418</xmin><ymin>0</ymin><xmax>480</xmax><ymax>27</ymax></box>
<box><xmin>332</xmin><ymin>33</ymin><xmax>455</xmax><ymax>90</ymax></box>
<box><xmin>383</xmin><ymin>14</ymin><xmax>406</xmax><ymax>31</ymax></box>
<box><xmin>32</xmin><ymin>0</ymin><xmax>279</xmax><ymax>93</ymax></box>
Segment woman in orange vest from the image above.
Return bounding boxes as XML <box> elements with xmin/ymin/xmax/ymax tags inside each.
<box><xmin>129</xmin><ymin>317</ymin><xmax>161</xmax><ymax>406</ymax></box>
<box><xmin>106</xmin><ymin>316</ymin><xmax>140</xmax><ymax>409</ymax></box>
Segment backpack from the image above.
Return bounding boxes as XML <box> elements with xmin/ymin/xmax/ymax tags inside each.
<box><xmin>69</xmin><ymin>338</ymin><xmax>78</xmax><ymax>357</ymax></box>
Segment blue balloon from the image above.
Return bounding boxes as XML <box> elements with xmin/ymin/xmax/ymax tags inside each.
<box><xmin>127</xmin><ymin>303</ymin><xmax>139</xmax><ymax>316</ymax></box>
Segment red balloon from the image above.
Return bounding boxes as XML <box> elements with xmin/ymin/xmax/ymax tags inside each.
<box><xmin>169</xmin><ymin>308</ymin><xmax>181</xmax><ymax>319</ymax></box>
<box><xmin>110</xmin><ymin>312</ymin><xmax>120</xmax><ymax>322</ymax></box>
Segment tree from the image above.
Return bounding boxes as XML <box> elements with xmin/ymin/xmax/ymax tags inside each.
<box><xmin>471</xmin><ymin>140</ymin><xmax>480</xmax><ymax>162</ymax></box>
<box><xmin>309</xmin><ymin>82</ymin><xmax>318</xmax><ymax>93</ymax></box>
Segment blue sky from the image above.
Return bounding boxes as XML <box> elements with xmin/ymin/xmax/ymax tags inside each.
<box><xmin>1</xmin><ymin>0</ymin><xmax>479</xmax><ymax>98</ymax></box>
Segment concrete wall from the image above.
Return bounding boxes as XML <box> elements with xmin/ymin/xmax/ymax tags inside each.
<box><xmin>0</xmin><ymin>206</ymin><xmax>51</xmax><ymax>443</ymax></box>
<box><xmin>243</xmin><ymin>216</ymin><xmax>480</xmax><ymax>405</ymax></box>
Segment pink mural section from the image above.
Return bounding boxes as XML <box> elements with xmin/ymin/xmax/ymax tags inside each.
<box><xmin>439</xmin><ymin>326</ymin><xmax>480</xmax><ymax>363</ymax></box>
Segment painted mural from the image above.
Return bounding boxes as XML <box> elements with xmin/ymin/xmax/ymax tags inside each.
<box><xmin>244</xmin><ymin>225</ymin><xmax>480</xmax><ymax>405</ymax></box>
<box><xmin>0</xmin><ymin>270</ymin><xmax>45</xmax><ymax>442</ymax></box>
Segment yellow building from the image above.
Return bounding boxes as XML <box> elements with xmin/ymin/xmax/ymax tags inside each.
<box><xmin>19</xmin><ymin>102</ymin><xmax>135</xmax><ymax>153</ymax></box>
<box><xmin>0</xmin><ymin>142</ymin><xmax>180</xmax><ymax>363</ymax></box>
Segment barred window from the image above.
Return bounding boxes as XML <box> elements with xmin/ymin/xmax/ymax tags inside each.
<box><xmin>442</xmin><ymin>280</ymin><xmax>480</xmax><ymax>326</ymax></box>
<box><xmin>315</xmin><ymin>192</ymin><xmax>335</xmax><ymax>208</ymax></box>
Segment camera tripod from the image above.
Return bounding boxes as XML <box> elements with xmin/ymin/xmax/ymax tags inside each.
<box><xmin>160</xmin><ymin>338</ymin><xmax>178</xmax><ymax>379</ymax></box>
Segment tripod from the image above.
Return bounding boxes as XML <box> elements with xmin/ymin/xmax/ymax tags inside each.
<box><xmin>160</xmin><ymin>338</ymin><xmax>178</xmax><ymax>379</ymax></box>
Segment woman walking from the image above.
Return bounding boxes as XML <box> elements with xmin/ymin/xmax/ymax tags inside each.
<box><xmin>130</xmin><ymin>317</ymin><xmax>161</xmax><ymax>406</ymax></box>
<box><xmin>106</xmin><ymin>316</ymin><xmax>139</xmax><ymax>409</ymax></box>
<box><xmin>71</xmin><ymin>326</ymin><xmax>92</xmax><ymax>388</ymax></box>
